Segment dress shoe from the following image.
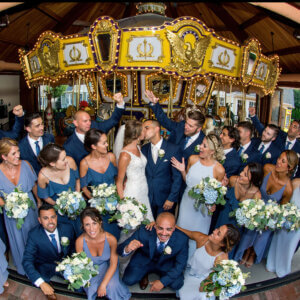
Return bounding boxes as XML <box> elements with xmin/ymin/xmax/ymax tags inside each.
<box><xmin>47</xmin><ymin>294</ymin><xmax>57</xmax><ymax>300</ymax></box>
<box><xmin>139</xmin><ymin>274</ymin><xmax>149</xmax><ymax>290</ymax></box>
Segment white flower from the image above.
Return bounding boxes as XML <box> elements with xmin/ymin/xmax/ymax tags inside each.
<box><xmin>158</xmin><ymin>149</ymin><xmax>165</xmax><ymax>158</ymax></box>
<box><xmin>265</xmin><ymin>152</ymin><xmax>271</xmax><ymax>159</ymax></box>
<box><xmin>164</xmin><ymin>246</ymin><xmax>172</xmax><ymax>255</ymax></box>
<box><xmin>61</xmin><ymin>237</ymin><xmax>69</xmax><ymax>246</ymax></box>
<box><xmin>241</xmin><ymin>153</ymin><xmax>248</xmax><ymax>162</ymax></box>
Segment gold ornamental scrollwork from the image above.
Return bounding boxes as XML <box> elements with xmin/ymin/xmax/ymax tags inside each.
<box><xmin>37</xmin><ymin>39</ymin><xmax>60</xmax><ymax>76</ymax></box>
<box><xmin>165</xmin><ymin>29</ymin><xmax>211</xmax><ymax>75</ymax></box>
<box><xmin>217</xmin><ymin>50</ymin><xmax>230</xmax><ymax>67</ymax></box>
<box><xmin>137</xmin><ymin>40</ymin><xmax>154</xmax><ymax>58</ymax></box>
<box><xmin>69</xmin><ymin>46</ymin><xmax>82</xmax><ymax>62</ymax></box>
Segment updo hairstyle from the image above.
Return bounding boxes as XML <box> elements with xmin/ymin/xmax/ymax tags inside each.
<box><xmin>38</xmin><ymin>143</ymin><xmax>64</xmax><ymax>167</ymax></box>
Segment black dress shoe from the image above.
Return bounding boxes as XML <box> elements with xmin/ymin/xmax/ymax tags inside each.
<box><xmin>139</xmin><ymin>274</ymin><xmax>149</xmax><ymax>290</ymax></box>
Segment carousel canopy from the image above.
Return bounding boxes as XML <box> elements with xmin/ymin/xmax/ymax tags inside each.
<box><xmin>0</xmin><ymin>2</ymin><xmax>299</xmax><ymax>88</ymax></box>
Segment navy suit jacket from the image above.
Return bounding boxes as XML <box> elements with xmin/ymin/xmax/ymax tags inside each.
<box><xmin>19</xmin><ymin>133</ymin><xmax>54</xmax><ymax>176</ymax></box>
<box><xmin>251</xmin><ymin>138</ymin><xmax>281</xmax><ymax>165</ymax></box>
<box><xmin>238</xmin><ymin>141</ymin><xmax>262</xmax><ymax>173</ymax></box>
<box><xmin>22</xmin><ymin>223</ymin><xmax>76</xmax><ymax>284</ymax></box>
<box><xmin>0</xmin><ymin>115</ymin><xmax>24</xmax><ymax>140</ymax></box>
<box><xmin>141</xmin><ymin>139</ymin><xmax>182</xmax><ymax>208</ymax></box>
<box><xmin>224</xmin><ymin>148</ymin><xmax>241</xmax><ymax>177</ymax></box>
<box><xmin>64</xmin><ymin>106</ymin><xmax>124</xmax><ymax>167</ymax></box>
<box><xmin>150</xmin><ymin>103</ymin><xmax>205</xmax><ymax>162</ymax></box>
<box><xmin>117</xmin><ymin>225</ymin><xmax>188</xmax><ymax>287</ymax></box>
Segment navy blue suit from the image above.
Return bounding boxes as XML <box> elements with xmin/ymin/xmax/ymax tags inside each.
<box><xmin>117</xmin><ymin>225</ymin><xmax>188</xmax><ymax>290</ymax></box>
<box><xmin>238</xmin><ymin>141</ymin><xmax>262</xmax><ymax>173</ymax></box>
<box><xmin>252</xmin><ymin>138</ymin><xmax>281</xmax><ymax>165</ymax></box>
<box><xmin>223</xmin><ymin>148</ymin><xmax>241</xmax><ymax>178</ymax></box>
<box><xmin>22</xmin><ymin>223</ymin><xmax>76</xmax><ymax>284</ymax></box>
<box><xmin>19</xmin><ymin>133</ymin><xmax>54</xmax><ymax>176</ymax></box>
<box><xmin>64</xmin><ymin>107</ymin><xmax>124</xmax><ymax>167</ymax></box>
<box><xmin>141</xmin><ymin>139</ymin><xmax>182</xmax><ymax>218</ymax></box>
<box><xmin>149</xmin><ymin>103</ymin><xmax>205</xmax><ymax>162</ymax></box>
<box><xmin>0</xmin><ymin>115</ymin><xmax>24</xmax><ymax>140</ymax></box>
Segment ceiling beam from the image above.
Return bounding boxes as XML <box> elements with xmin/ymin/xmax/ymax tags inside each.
<box><xmin>0</xmin><ymin>2</ymin><xmax>36</xmax><ymax>16</ymax></box>
<box><xmin>0</xmin><ymin>38</ymin><xmax>24</xmax><ymax>47</ymax></box>
<box><xmin>206</xmin><ymin>2</ymin><xmax>248</xmax><ymax>43</ymax></box>
<box><xmin>265</xmin><ymin>46</ymin><xmax>300</xmax><ymax>56</ymax></box>
<box><xmin>52</xmin><ymin>3</ymin><xmax>94</xmax><ymax>35</ymax></box>
<box><xmin>239</xmin><ymin>13</ymin><xmax>267</xmax><ymax>30</ymax></box>
<box><xmin>35</xmin><ymin>4</ymin><xmax>62</xmax><ymax>23</ymax></box>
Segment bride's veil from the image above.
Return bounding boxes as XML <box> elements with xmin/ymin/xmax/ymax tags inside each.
<box><xmin>113</xmin><ymin>124</ymin><xmax>125</xmax><ymax>164</ymax></box>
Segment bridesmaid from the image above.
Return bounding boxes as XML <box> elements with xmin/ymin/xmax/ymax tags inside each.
<box><xmin>76</xmin><ymin>207</ymin><xmax>131</xmax><ymax>300</ymax></box>
<box><xmin>37</xmin><ymin>143</ymin><xmax>82</xmax><ymax>237</ymax></box>
<box><xmin>234</xmin><ymin>150</ymin><xmax>297</xmax><ymax>267</ymax></box>
<box><xmin>0</xmin><ymin>138</ymin><xmax>40</xmax><ymax>275</ymax></box>
<box><xmin>80</xmin><ymin>128</ymin><xmax>120</xmax><ymax>240</ymax></box>
<box><xmin>0</xmin><ymin>238</ymin><xmax>9</xmax><ymax>294</ymax></box>
<box><xmin>266</xmin><ymin>177</ymin><xmax>300</xmax><ymax>277</ymax></box>
<box><xmin>215</xmin><ymin>163</ymin><xmax>263</xmax><ymax>229</ymax></box>
<box><xmin>177</xmin><ymin>224</ymin><xmax>240</xmax><ymax>300</ymax></box>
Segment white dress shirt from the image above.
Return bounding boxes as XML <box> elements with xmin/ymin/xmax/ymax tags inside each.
<box><xmin>27</xmin><ymin>135</ymin><xmax>43</xmax><ymax>156</ymax></box>
<box><xmin>224</xmin><ymin>148</ymin><xmax>233</xmax><ymax>155</ymax></box>
<box><xmin>185</xmin><ymin>131</ymin><xmax>201</xmax><ymax>149</ymax></box>
<box><xmin>240</xmin><ymin>140</ymin><xmax>251</xmax><ymax>154</ymax></box>
<box><xmin>151</xmin><ymin>138</ymin><xmax>163</xmax><ymax>163</ymax></box>
<box><xmin>75</xmin><ymin>130</ymin><xmax>85</xmax><ymax>143</ymax></box>
<box><xmin>34</xmin><ymin>228</ymin><xmax>61</xmax><ymax>287</ymax></box>
<box><xmin>285</xmin><ymin>137</ymin><xmax>296</xmax><ymax>150</ymax></box>
<box><xmin>258</xmin><ymin>141</ymin><xmax>272</xmax><ymax>154</ymax></box>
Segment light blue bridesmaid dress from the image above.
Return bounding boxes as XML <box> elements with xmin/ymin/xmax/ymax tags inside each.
<box><xmin>80</xmin><ymin>159</ymin><xmax>121</xmax><ymax>240</ymax></box>
<box><xmin>38</xmin><ymin>166</ymin><xmax>82</xmax><ymax>237</ymax></box>
<box><xmin>0</xmin><ymin>161</ymin><xmax>39</xmax><ymax>275</ymax></box>
<box><xmin>83</xmin><ymin>236</ymin><xmax>131</xmax><ymax>300</ymax></box>
<box><xmin>266</xmin><ymin>186</ymin><xmax>300</xmax><ymax>277</ymax></box>
<box><xmin>0</xmin><ymin>238</ymin><xmax>8</xmax><ymax>294</ymax></box>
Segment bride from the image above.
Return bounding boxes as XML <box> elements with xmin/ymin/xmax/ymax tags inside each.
<box><xmin>115</xmin><ymin>119</ymin><xmax>154</xmax><ymax>222</ymax></box>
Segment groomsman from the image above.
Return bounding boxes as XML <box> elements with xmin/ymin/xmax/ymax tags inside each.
<box><xmin>144</xmin><ymin>90</ymin><xmax>205</xmax><ymax>163</ymax></box>
<box><xmin>219</xmin><ymin>125</ymin><xmax>241</xmax><ymax>178</ymax></box>
<box><xmin>64</xmin><ymin>93</ymin><xmax>125</xmax><ymax>167</ymax></box>
<box><xmin>251</xmin><ymin>124</ymin><xmax>281</xmax><ymax>165</ymax></box>
<box><xmin>142</xmin><ymin>119</ymin><xmax>182</xmax><ymax>218</ymax></box>
<box><xmin>118</xmin><ymin>212</ymin><xmax>188</xmax><ymax>292</ymax></box>
<box><xmin>236</xmin><ymin>121</ymin><xmax>262</xmax><ymax>173</ymax></box>
<box><xmin>19</xmin><ymin>112</ymin><xmax>54</xmax><ymax>175</ymax></box>
<box><xmin>22</xmin><ymin>203</ymin><xmax>75</xmax><ymax>300</ymax></box>
<box><xmin>0</xmin><ymin>104</ymin><xmax>24</xmax><ymax>140</ymax></box>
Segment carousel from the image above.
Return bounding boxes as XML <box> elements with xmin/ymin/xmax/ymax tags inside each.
<box><xmin>14</xmin><ymin>2</ymin><xmax>298</xmax><ymax>299</ymax></box>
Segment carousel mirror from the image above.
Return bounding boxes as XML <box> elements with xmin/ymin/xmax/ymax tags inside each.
<box><xmin>97</xmin><ymin>33</ymin><xmax>111</xmax><ymax>62</ymax></box>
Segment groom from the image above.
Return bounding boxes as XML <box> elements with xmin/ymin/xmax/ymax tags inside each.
<box><xmin>142</xmin><ymin>119</ymin><xmax>182</xmax><ymax>218</ymax></box>
<box><xmin>117</xmin><ymin>212</ymin><xmax>189</xmax><ymax>292</ymax></box>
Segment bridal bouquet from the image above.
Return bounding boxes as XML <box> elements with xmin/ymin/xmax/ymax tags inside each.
<box><xmin>1</xmin><ymin>186</ymin><xmax>35</xmax><ymax>229</ymax></box>
<box><xmin>201</xmin><ymin>259</ymin><xmax>249</xmax><ymax>300</ymax></box>
<box><xmin>277</xmin><ymin>203</ymin><xmax>300</xmax><ymax>231</ymax></box>
<box><xmin>89</xmin><ymin>183</ymin><xmax>119</xmax><ymax>214</ymax></box>
<box><xmin>109</xmin><ymin>197</ymin><xmax>150</xmax><ymax>233</ymax></box>
<box><xmin>229</xmin><ymin>199</ymin><xmax>281</xmax><ymax>233</ymax></box>
<box><xmin>188</xmin><ymin>177</ymin><xmax>227</xmax><ymax>215</ymax></box>
<box><xmin>54</xmin><ymin>189</ymin><xmax>86</xmax><ymax>220</ymax></box>
<box><xmin>56</xmin><ymin>251</ymin><xmax>99</xmax><ymax>291</ymax></box>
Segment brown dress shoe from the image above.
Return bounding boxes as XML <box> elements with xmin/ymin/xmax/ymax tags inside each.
<box><xmin>47</xmin><ymin>294</ymin><xmax>57</xmax><ymax>300</ymax></box>
<box><xmin>139</xmin><ymin>274</ymin><xmax>149</xmax><ymax>290</ymax></box>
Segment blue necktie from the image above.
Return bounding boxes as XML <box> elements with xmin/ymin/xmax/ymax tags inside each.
<box><xmin>157</xmin><ymin>241</ymin><xmax>165</xmax><ymax>254</ymax></box>
<box><xmin>285</xmin><ymin>141</ymin><xmax>291</xmax><ymax>150</ymax></box>
<box><xmin>50</xmin><ymin>234</ymin><xmax>58</xmax><ymax>253</ymax></box>
<box><xmin>183</xmin><ymin>136</ymin><xmax>191</xmax><ymax>149</ymax></box>
<box><xmin>259</xmin><ymin>144</ymin><xmax>265</xmax><ymax>154</ymax></box>
<box><xmin>35</xmin><ymin>141</ymin><xmax>41</xmax><ymax>156</ymax></box>
<box><xmin>237</xmin><ymin>146</ymin><xmax>244</xmax><ymax>156</ymax></box>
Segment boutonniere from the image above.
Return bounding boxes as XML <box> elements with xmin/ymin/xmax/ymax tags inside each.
<box><xmin>61</xmin><ymin>236</ymin><xmax>69</xmax><ymax>247</ymax></box>
<box><xmin>164</xmin><ymin>245</ymin><xmax>172</xmax><ymax>255</ymax></box>
<box><xmin>220</xmin><ymin>155</ymin><xmax>226</xmax><ymax>165</ymax></box>
<box><xmin>194</xmin><ymin>144</ymin><xmax>200</xmax><ymax>153</ymax></box>
<box><xmin>158</xmin><ymin>149</ymin><xmax>165</xmax><ymax>159</ymax></box>
<box><xmin>265</xmin><ymin>152</ymin><xmax>271</xmax><ymax>159</ymax></box>
<box><xmin>241</xmin><ymin>153</ymin><xmax>248</xmax><ymax>163</ymax></box>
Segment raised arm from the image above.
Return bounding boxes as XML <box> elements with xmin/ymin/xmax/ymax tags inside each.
<box><xmin>249</xmin><ymin>107</ymin><xmax>264</xmax><ymax>136</ymax></box>
<box><xmin>175</xmin><ymin>225</ymin><xmax>207</xmax><ymax>243</ymax></box>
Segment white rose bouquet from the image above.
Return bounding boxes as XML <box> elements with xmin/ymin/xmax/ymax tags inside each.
<box><xmin>229</xmin><ymin>199</ymin><xmax>281</xmax><ymax>233</ymax></box>
<box><xmin>54</xmin><ymin>189</ymin><xmax>86</xmax><ymax>220</ymax></box>
<box><xmin>109</xmin><ymin>197</ymin><xmax>150</xmax><ymax>233</ymax></box>
<box><xmin>188</xmin><ymin>177</ymin><xmax>227</xmax><ymax>215</ymax></box>
<box><xmin>201</xmin><ymin>259</ymin><xmax>249</xmax><ymax>300</ymax></box>
<box><xmin>56</xmin><ymin>251</ymin><xmax>98</xmax><ymax>291</ymax></box>
<box><xmin>1</xmin><ymin>186</ymin><xmax>35</xmax><ymax>229</ymax></box>
<box><xmin>88</xmin><ymin>183</ymin><xmax>119</xmax><ymax>214</ymax></box>
<box><xmin>277</xmin><ymin>203</ymin><xmax>300</xmax><ymax>231</ymax></box>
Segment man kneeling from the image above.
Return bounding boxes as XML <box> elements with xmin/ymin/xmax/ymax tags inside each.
<box><xmin>117</xmin><ymin>212</ymin><xmax>189</xmax><ymax>292</ymax></box>
<box><xmin>22</xmin><ymin>203</ymin><xmax>76</xmax><ymax>299</ymax></box>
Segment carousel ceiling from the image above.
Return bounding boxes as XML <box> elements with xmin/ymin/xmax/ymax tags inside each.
<box><xmin>0</xmin><ymin>2</ymin><xmax>299</xmax><ymax>85</ymax></box>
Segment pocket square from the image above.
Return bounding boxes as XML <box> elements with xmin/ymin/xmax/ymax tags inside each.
<box><xmin>163</xmin><ymin>159</ymin><xmax>168</xmax><ymax>162</ymax></box>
